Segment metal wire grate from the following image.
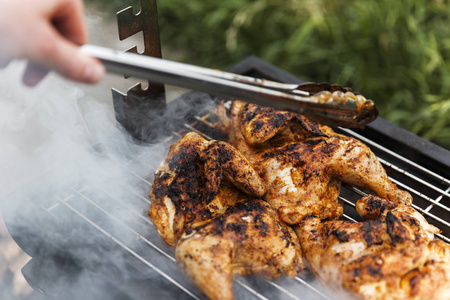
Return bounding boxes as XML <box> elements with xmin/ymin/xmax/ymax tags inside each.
<box><xmin>32</xmin><ymin>98</ymin><xmax>450</xmax><ymax>300</ymax></box>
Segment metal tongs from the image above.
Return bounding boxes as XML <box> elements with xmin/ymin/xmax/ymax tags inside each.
<box><xmin>81</xmin><ymin>44</ymin><xmax>378</xmax><ymax>128</ymax></box>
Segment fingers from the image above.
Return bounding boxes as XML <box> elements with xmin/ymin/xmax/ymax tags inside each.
<box><xmin>41</xmin><ymin>0</ymin><xmax>104</xmax><ymax>83</ymax></box>
<box><xmin>4</xmin><ymin>0</ymin><xmax>105</xmax><ymax>85</ymax></box>
<box><xmin>26</xmin><ymin>21</ymin><xmax>104</xmax><ymax>84</ymax></box>
<box><xmin>22</xmin><ymin>62</ymin><xmax>50</xmax><ymax>87</ymax></box>
<box><xmin>50</xmin><ymin>0</ymin><xmax>87</xmax><ymax>45</ymax></box>
<box><xmin>47</xmin><ymin>36</ymin><xmax>105</xmax><ymax>83</ymax></box>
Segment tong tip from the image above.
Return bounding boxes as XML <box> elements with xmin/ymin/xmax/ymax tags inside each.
<box><xmin>296</xmin><ymin>82</ymin><xmax>378</xmax><ymax>128</ymax></box>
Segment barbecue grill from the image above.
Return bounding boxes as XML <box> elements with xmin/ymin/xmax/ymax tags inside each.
<box><xmin>3</xmin><ymin>1</ymin><xmax>450</xmax><ymax>299</ymax></box>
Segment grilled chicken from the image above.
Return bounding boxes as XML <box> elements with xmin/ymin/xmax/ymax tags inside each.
<box><xmin>148</xmin><ymin>132</ymin><xmax>304</xmax><ymax>300</ymax></box>
<box><xmin>149</xmin><ymin>131</ymin><xmax>266</xmax><ymax>245</ymax></box>
<box><xmin>176</xmin><ymin>194</ymin><xmax>303</xmax><ymax>300</ymax></box>
<box><xmin>296</xmin><ymin>195</ymin><xmax>450</xmax><ymax>300</ymax></box>
<box><xmin>215</xmin><ymin>100</ymin><xmax>450</xmax><ymax>299</ymax></box>
<box><xmin>216</xmin><ymin>101</ymin><xmax>412</xmax><ymax>224</ymax></box>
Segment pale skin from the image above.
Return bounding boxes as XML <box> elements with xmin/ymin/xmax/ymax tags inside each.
<box><xmin>0</xmin><ymin>0</ymin><xmax>105</xmax><ymax>86</ymax></box>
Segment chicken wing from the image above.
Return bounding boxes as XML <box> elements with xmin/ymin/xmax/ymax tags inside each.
<box><xmin>296</xmin><ymin>196</ymin><xmax>449</xmax><ymax>300</ymax></box>
<box><xmin>148</xmin><ymin>132</ymin><xmax>304</xmax><ymax>300</ymax></box>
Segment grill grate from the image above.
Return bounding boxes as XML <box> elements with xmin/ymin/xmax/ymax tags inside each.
<box><xmin>42</xmin><ymin>158</ymin><xmax>331</xmax><ymax>299</ymax></box>
<box><xmin>7</xmin><ymin>58</ymin><xmax>450</xmax><ymax>300</ymax></box>
<box><xmin>35</xmin><ymin>98</ymin><xmax>449</xmax><ymax>300</ymax></box>
<box><xmin>41</xmin><ymin>110</ymin><xmax>333</xmax><ymax>299</ymax></box>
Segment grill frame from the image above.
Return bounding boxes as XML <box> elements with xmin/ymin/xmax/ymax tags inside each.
<box><xmin>3</xmin><ymin>56</ymin><xmax>450</xmax><ymax>300</ymax></box>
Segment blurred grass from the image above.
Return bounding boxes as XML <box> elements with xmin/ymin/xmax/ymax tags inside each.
<box><xmin>84</xmin><ymin>0</ymin><xmax>450</xmax><ymax>149</ymax></box>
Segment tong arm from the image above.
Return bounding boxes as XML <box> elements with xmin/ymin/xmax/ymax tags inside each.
<box><xmin>81</xmin><ymin>44</ymin><xmax>378</xmax><ymax>128</ymax></box>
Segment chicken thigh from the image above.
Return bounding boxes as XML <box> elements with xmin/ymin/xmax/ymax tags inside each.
<box><xmin>176</xmin><ymin>194</ymin><xmax>303</xmax><ymax>300</ymax></box>
<box><xmin>296</xmin><ymin>196</ymin><xmax>449</xmax><ymax>300</ymax></box>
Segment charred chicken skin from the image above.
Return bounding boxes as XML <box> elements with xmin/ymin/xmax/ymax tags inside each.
<box><xmin>216</xmin><ymin>101</ymin><xmax>412</xmax><ymax>224</ymax></box>
<box><xmin>149</xmin><ymin>131</ymin><xmax>266</xmax><ymax>245</ymax></box>
<box><xmin>296</xmin><ymin>196</ymin><xmax>450</xmax><ymax>300</ymax></box>
<box><xmin>176</xmin><ymin>195</ymin><xmax>304</xmax><ymax>300</ymax></box>
<box><xmin>148</xmin><ymin>132</ymin><xmax>303</xmax><ymax>300</ymax></box>
<box><xmin>215</xmin><ymin>100</ymin><xmax>450</xmax><ymax>299</ymax></box>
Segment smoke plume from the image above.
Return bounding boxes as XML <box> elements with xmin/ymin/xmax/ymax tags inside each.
<box><xmin>0</xmin><ymin>9</ymin><xmax>331</xmax><ymax>300</ymax></box>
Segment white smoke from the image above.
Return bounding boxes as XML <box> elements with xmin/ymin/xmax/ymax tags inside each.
<box><xmin>0</xmin><ymin>57</ymin><xmax>179</xmax><ymax>299</ymax></box>
<box><xmin>0</xmin><ymin>63</ymin><xmax>105</xmax><ymax>196</ymax></box>
<box><xmin>0</xmin><ymin>62</ymin><xmax>333</xmax><ymax>300</ymax></box>
<box><xmin>0</xmin><ymin>49</ymin><xmax>219</xmax><ymax>300</ymax></box>
<box><xmin>0</xmin><ymin>6</ymin><xmax>205</xmax><ymax>297</ymax></box>
<box><xmin>0</xmin><ymin>7</ymin><xmax>333</xmax><ymax>300</ymax></box>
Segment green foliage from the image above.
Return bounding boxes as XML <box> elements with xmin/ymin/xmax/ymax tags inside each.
<box><xmin>85</xmin><ymin>0</ymin><xmax>450</xmax><ymax>149</ymax></box>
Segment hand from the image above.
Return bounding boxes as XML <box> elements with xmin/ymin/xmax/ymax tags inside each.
<box><xmin>0</xmin><ymin>0</ymin><xmax>105</xmax><ymax>86</ymax></box>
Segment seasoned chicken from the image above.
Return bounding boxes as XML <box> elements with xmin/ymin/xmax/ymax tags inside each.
<box><xmin>296</xmin><ymin>196</ymin><xmax>450</xmax><ymax>300</ymax></box>
<box><xmin>148</xmin><ymin>132</ymin><xmax>304</xmax><ymax>300</ymax></box>
<box><xmin>176</xmin><ymin>194</ymin><xmax>304</xmax><ymax>300</ymax></box>
<box><xmin>149</xmin><ymin>131</ymin><xmax>266</xmax><ymax>245</ymax></box>
<box><xmin>216</xmin><ymin>101</ymin><xmax>412</xmax><ymax>224</ymax></box>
